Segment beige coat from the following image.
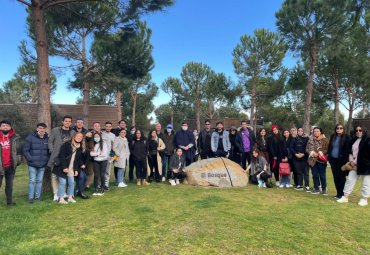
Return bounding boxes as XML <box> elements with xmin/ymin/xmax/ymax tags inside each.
<box><xmin>113</xmin><ymin>136</ymin><xmax>130</xmax><ymax>169</ymax></box>
<box><xmin>147</xmin><ymin>138</ymin><xmax>165</xmax><ymax>176</ymax></box>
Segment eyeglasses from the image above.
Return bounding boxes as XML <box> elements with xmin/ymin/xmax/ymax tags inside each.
<box><xmin>336</xmin><ymin>127</ymin><xmax>343</xmax><ymax>130</ymax></box>
<box><xmin>356</xmin><ymin>129</ymin><xmax>363</xmax><ymax>132</ymax></box>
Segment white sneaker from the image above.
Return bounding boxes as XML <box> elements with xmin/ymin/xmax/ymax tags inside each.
<box><xmin>275</xmin><ymin>181</ymin><xmax>280</xmax><ymax>187</ymax></box>
<box><xmin>118</xmin><ymin>182</ymin><xmax>124</xmax><ymax>188</ymax></box>
<box><xmin>358</xmin><ymin>198</ymin><xmax>368</xmax><ymax>206</ymax></box>
<box><xmin>279</xmin><ymin>184</ymin><xmax>284</xmax><ymax>188</ymax></box>
<box><xmin>121</xmin><ymin>182</ymin><xmax>128</xmax><ymax>188</ymax></box>
<box><xmin>169</xmin><ymin>179</ymin><xmax>176</xmax><ymax>186</ymax></box>
<box><xmin>285</xmin><ymin>184</ymin><xmax>291</xmax><ymax>188</ymax></box>
<box><xmin>337</xmin><ymin>196</ymin><xmax>349</xmax><ymax>203</ymax></box>
<box><xmin>162</xmin><ymin>176</ymin><xmax>166</xmax><ymax>182</ymax></box>
<box><xmin>68</xmin><ymin>198</ymin><xmax>77</xmax><ymax>203</ymax></box>
<box><xmin>92</xmin><ymin>192</ymin><xmax>99</xmax><ymax>196</ymax></box>
<box><xmin>53</xmin><ymin>194</ymin><xmax>58</xmax><ymax>201</ymax></box>
<box><xmin>175</xmin><ymin>178</ymin><xmax>180</xmax><ymax>185</ymax></box>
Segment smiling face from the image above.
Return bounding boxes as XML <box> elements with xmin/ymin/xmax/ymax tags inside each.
<box><xmin>313</xmin><ymin>128</ymin><xmax>321</xmax><ymax>138</ymax></box>
<box><xmin>120</xmin><ymin>129</ymin><xmax>126</xmax><ymax>138</ymax></box>
<box><xmin>62</xmin><ymin>118</ymin><xmax>72</xmax><ymax>129</ymax></box>
<box><xmin>260</xmin><ymin>129</ymin><xmax>266</xmax><ymax>137</ymax></box>
<box><xmin>74</xmin><ymin>133</ymin><xmax>84</xmax><ymax>143</ymax></box>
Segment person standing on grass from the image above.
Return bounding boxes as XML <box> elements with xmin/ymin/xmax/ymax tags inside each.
<box><xmin>168</xmin><ymin>148</ymin><xmax>187</xmax><ymax>186</ymax></box>
<box><xmin>147</xmin><ymin>130</ymin><xmax>166</xmax><ymax>182</ymax></box>
<box><xmin>267</xmin><ymin>125</ymin><xmax>282</xmax><ymax>186</ymax></box>
<box><xmin>237</xmin><ymin>120</ymin><xmax>256</xmax><ymax>170</ymax></box>
<box><xmin>279</xmin><ymin>129</ymin><xmax>292</xmax><ymax>188</ymax></box>
<box><xmin>327</xmin><ymin>124</ymin><xmax>350</xmax><ymax>199</ymax></box>
<box><xmin>291</xmin><ymin>128</ymin><xmax>310</xmax><ymax>192</ymax></box>
<box><xmin>131</xmin><ymin>130</ymin><xmax>150</xmax><ymax>186</ymax></box>
<box><xmin>102</xmin><ymin>121</ymin><xmax>116</xmax><ymax>189</ymax></box>
<box><xmin>47</xmin><ymin>115</ymin><xmax>76</xmax><ymax>201</ymax></box>
<box><xmin>256</xmin><ymin>128</ymin><xmax>269</xmax><ymax>164</ymax></box>
<box><xmin>246</xmin><ymin>149</ymin><xmax>270</xmax><ymax>188</ymax></box>
<box><xmin>23</xmin><ymin>123</ymin><xmax>49</xmax><ymax>204</ymax></box>
<box><xmin>0</xmin><ymin>120</ymin><xmax>20</xmax><ymax>206</ymax></box>
<box><xmin>90</xmin><ymin>132</ymin><xmax>109</xmax><ymax>196</ymax></box>
<box><xmin>229</xmin><ymin>126</ymin><xmax>243</xmax><ymax>165</ymax></box>
<box><xmin>53</xmin><ymin>132</ymin><xmax>86</xmax><ymax>204</ymax></box>
<box><xmin>337</xmin><ymin>126</ymin><xmax>370</xmax><ymax>206</ymax></box>
<box><xmin>113</xmin><ymin>129</ymin><xmax>130</xmax><ymax>188</ymax></box>
<box><xmin>289</xmin><ymin>127</ymin><xmax>298</xmax><ymax>188</ymax></box>
<box><xmin>127</xmin><ymin>126</ymin><xmax>136</xmax><ymax>182</ymax></box>
<box><xmin>84</xmin><ymin>130</ymin><xmax>94</xmax><ymax>190</ymax></box>
<box><xmin>211</xmin><ymin>121</ymin><xmax>231</xmax><ymax>158</ymax></box>
<box><xmin>175</xmin><ymin>122</ymin><xmax>196</xmax><ymax>166</ymax></box>
<box><xmin>306</xmin><ymin>127</ymin><xmax>329</xmax><ymax>195</ymax></box>
<box><xmin>162</xmin><ymin>124</ymin><xmax>176</xmax><ymax>181</ymax></box>
<box><xmin>198</xmin><ymin>120</ymin><xmax>214</xmax><ymax>160</ymax></box>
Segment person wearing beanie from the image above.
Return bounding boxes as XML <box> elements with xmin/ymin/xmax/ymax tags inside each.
<box><xmin>0</xmin><ymin>120</ymin><xmax>20</xmax><ymax>206</ymax></box>
<box><xmin>267</xmin><ymin>125</ymin><xmax>282</xmax><ymax>186</ymax></box>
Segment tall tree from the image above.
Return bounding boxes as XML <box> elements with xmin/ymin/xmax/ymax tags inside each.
<box><xmin>232</xmin><ymin>28</ymin><xmax>286</xmax><ymax>131</ymax></box>
<box><xmin>180</xmin><ymin>62</ymin><xmax>214</xmax><ymax>131</ymax></box>
<box><xmin>276</xmin><ymin>0</ymin><xmax>352</xmax><ymax>134</ymax></box>
<box><xmin>16</xmin><ymin>0</ymin><xmax>174</xmax><ymax>129</ymax></box>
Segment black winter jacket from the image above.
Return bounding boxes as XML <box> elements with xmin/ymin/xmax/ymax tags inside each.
<box><xmin>23</xmin><ymin>131</ymin><xmax>50</xmax><ymax>168</ymax></box>
<box><xmin>52</xmin><ymin>142</ymin><xmax>86</xmax><ymax>178</ymax></box>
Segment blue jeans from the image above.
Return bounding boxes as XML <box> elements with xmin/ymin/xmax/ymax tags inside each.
<box><xmin>76</xmin><ymin>170</ymin><xmax>87</xmax><ymax>193</ymax></box>
<box><xmin>280</xmin><ymin>174</ymin><xmax>290</xmax><ymax>185</ymax></box>
<box><xmin>117</xmin><ymin>168</ymin><xmax>126</xmax><ymax>183</ymax></box>
<box><xmin>58</xmin><ymin>176</ymin><xmax>75</xmax><ymax>198</ymax></box>
<box><xmin>162</xmin><ymin>155</ymin><xmax>171</xmax><ymax>178</ymax></box>
<box><xmin>28</xmin><ymin>166</ymin><xmax>45</xmax><ymax>199</ymax></box>
<box><xmin>311</xmin><ymin>162</ymin><xmax>327</xmax><ymax>191</ymax></box>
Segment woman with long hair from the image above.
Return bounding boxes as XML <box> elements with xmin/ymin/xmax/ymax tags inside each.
<box><xmin>113</xmin><ymin>129</ymin><xmax>130</xmax><ymax>188</ymax></box>
<box><xmin>229</xmin><ymin>126</ymin><xmax>243</xmax><ymax>165</ymax></box>
<box><xmin>246</xmin><ymin>149</ymin><xmax>270</xmax><ymax>188</ymax></box>
<box><xmin>131</xmin><ymin>130</ymin><xmax>150</xmax><ymax>186</ymax></box>
<box><xmin>53</xmin><ymin>132</ymin><xmax>86</xmax><ymax>204</ymax></box>
<box><xmin>147</xmin><ymin>129</ymin><xmax>165</xmax><ymax>182</ymax></box>
<box><xmin>267</xmin><ymin>125</ymin><xmax>282</xmax><ymax>186</ymax></box>
<box><xmin>90</xmin><ymin>132</ymin><xmax>109</xmax><ymax>196</ymax></box>
<box><xmin>327</xmin><ymin>124</ymin><xmax>350</xmax><ymax>199</ymax></box>
<box><xmin>256</xmin><ymin>128</ymin><xmax>269</xmax><ymax>163</ymax></box>
<box><xmin>337</xmin><ymin>126</ymin><xmax>370</xmax><ymax>206</ymax></box>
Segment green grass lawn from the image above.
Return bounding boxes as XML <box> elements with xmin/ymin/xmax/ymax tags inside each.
<box><xmin>0</xmin><ymin>164</ymin><xmax>369</xmax><ymax>255</ymax></box>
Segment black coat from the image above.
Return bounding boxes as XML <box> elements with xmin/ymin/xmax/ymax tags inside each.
<box><xmin>328</xmin><ymin>134</ymin><xmax>351</xmax><ymax>166</ymax></box>
<box><xmin>229</xmin><ymin>133</ymin><xmax>243</xmax><ymax>157</ymax></box>
<box><xmin>174</xmin><ymin>130</ymin><xmax>195</xmax><ymax>160</ymax></box>
<box><xmin>354</xmin><ymin>135</ymin><xmax>370</xmax><ymax>175</ymax></box>
<box><xmin>267</xmin><ymin>134</ymin><xmax>282</xmax><ymax>161</ymax></box>
<box><xmin>52</xmin><ymin>142</ymin><xmax>86</xmax><ymax>179</ymax></box>
<box><xmin>23</xmin><ymin>131</ymin><xmax>50</xmax><ymax>168</ymax></box>
<box><xmin>162</xmin><ymin>131</ymin><xmax>175</xmax><ymax>156</ymax></box>
<box><xmin>130</xmin><ymin>139</ymin><xmax>147</xmax><ymax>161</ymax></box>
<box><xmin>290</xmin><ymin>135</ymin><xmax>308</xmax><ymax>161</ymax></box>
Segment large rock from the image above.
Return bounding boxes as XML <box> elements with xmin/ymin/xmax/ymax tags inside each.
<box><xmin>185</xmin><ymin>158</ymin><xmax>248</xmax><ymax>187</ymax></box>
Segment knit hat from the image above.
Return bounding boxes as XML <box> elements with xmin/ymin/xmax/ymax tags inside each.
<box><xmin>271</xmin><ymin>125</ymin><xmax>279</xmax><ymax>132</ymax></box>
<box><xmin>166</xmin><ymin>124</ymin><xmax>173</xmax><ymax>129</ymax></box>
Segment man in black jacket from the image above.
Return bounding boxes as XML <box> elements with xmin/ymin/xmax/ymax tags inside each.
<box><xmin>197</xmin><ymin>120</ymin><xmax>213</xmax><ymax>159</ymax></box>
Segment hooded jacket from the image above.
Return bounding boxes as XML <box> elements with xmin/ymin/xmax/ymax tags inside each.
<box><xmin>23</xmin><ymin>131</ymin><xmax>50</xmax><ymax>168</ymax></box>
<box><xmin>0</xmin><ymin>129</ymin><xmax>20</xmax><ymax>175</ymax></box>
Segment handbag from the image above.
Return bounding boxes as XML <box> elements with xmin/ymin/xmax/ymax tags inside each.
<box><xmin>318</xmin><ymin>153</ymin><xmax>328</xmax><ymax>163</ymax></box>
<box><xmin>279</xmin><ymin>162</ymin><xmax>291</xmax><ymax>175</ymax></box>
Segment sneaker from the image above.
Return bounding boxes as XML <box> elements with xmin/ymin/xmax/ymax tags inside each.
<box><xmin>294</xmin><ymin>186</ymin><xmax>303</xmax><ymax>191</ymax></box>
<box><xmin>118</xmin><ymin>182</ymin><xmax>124</xmax><ymax>188</ymax></box>
<box><xmin>162</xmin><ymin>176</ymin><xmax>166</xmax><ymax>182</ymax></box>
<box><xmin>58</xmin><ymin>198</ymin><xmax>67</xmax><ymax>204</ymax></box>
<box><xmin>137</xmin><ymin>180</ymin><xmax>142</xmax><ymax>186</ymax></box>
<box><xmin>169</xmin><ymin>179</ymin><xmax>176</xmax><ymax>186</ymax></box>
<box><xmin>92</xmin><ymin>192</ymin><xmax>99</xmax><ymax>196</ymax></box>
<box><xmin>285</xmin><ymin>184</ymin><xmax>291</xmax><ymax>188</ymax></box>
<box><xmin>175</xmin><ymin>179</ymin><xmax>180</xmax><ymax>185</ymax></box>
<box><xmin>68</xmin><ymin>198</ymin><xmax>77</xmax><ymax>203</ymax></box>
<box><xmin>103</xmin><ymin>186</ymin><xmax>109</xmax><ymax>191</ymax></box>
<box><xmin>142</xmin><ymin>179</ymin><xmax>150</xmax><ymax>186</ymax></box>
<box><xmin>311</xmin><ymin>189</ymin><xmax>320</xmax><ymax>194</ymax></box>
<box><xmin>305</xmin><ymin>186</ymin><xmax>311</xmax><ymax>193</ymax></box>
<box><xmin>279</xmin><ymin>184</ymin><xmax>284</xmax><ymax>188</ymax></box>
<box><xmin>322</xmin><ymin>190</ymin><xmax>328</xmax><ymax>196</ymax></box>
<box><xmin>358</xmin><ymin>198</ymin><xmax>368</xmax><ymax>206</ymax></box>
<box><xmin>53</xmin><ymin>194</ymin><xmax>58</xmax><ymax>201</ymax></box>
<box><xmin>318</xmin><ymin>185</ymin><xmax>322</xmax><ymax>192</ymax></box>
<box><xmin>257</xmin><ymin>179</ymin><xmax>263</xmax><ymax>188</ymax></box>
<box><xmin>263</xmin><ymin>182</ymin><xmax>266</xmax><ymax>188</ymax></box>
<box><xmin>337</xmin><ymin>196</ymin><xmax>349</xmax><ymax>203</ymax></box>
<box><xmin>121</xmin><ymin>182</ymin><xmax>128</xmax><ymax>188</ymax></box>
<box><xmin>275</xmin><ymin>181</ymin><xmax>280</xmax><ymax>187</ymax></box>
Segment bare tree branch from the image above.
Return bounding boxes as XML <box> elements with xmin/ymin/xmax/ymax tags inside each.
<box><xmin>16</xmin><ymin>0</ymin><xmax>32</xmax><ymax>7</ymax></box>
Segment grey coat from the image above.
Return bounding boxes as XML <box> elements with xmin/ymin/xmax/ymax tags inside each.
<box><xmin>113</xmin><ymin>136</ymin><xmax>130</xmax><ymax>169</ymax></box>
<box><xmin>47</xmin><ymin>127</ymin><xmax>76</xmax><ymax>168</ymax></box>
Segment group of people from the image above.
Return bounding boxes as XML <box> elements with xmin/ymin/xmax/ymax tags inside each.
<box><xmin>0</xmin><ymin>117</ymin><xmax>369</xmax><ymax>207</ymax></box>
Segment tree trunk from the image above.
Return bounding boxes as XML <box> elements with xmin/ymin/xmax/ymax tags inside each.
<box><xmin>131</xmin><ymin>92</ymin><xmax>137</xmax><ymax>127</ymax></box>
<box><xmin>116</xmin><ymin>90</ymin><xmax>122</xmax><ymax>122</ymax></box>
<box><xmin>347</xmin><ymin>91</ymin><xmax>355</xmax><ymax>131</ymax></box>
<box><xmin>81</xmin><ymin>35</ymin><xmax>90</xmax><ymax>128</ymax></box>
<box><xmin>250</xmin><ymin>80</ymin><xmax>256</xmax><ymax>132</ymax></box>
<box><xmin>195</xmin><ymin>99</ymin><xmax>201</xmax><ymax>132</ymax></box>
<box><xmin>303</xmin><ymin>44</ymin><xmax>317</xmax><ymax>135</ymax></box>
<box><xmin>32</xmin><ymin>1</ymin><xmax>51</xmax><ymax>192</ymax></box>
<box><xmin>333</xmin><ymin>70</ymin><xmax>340</xmax><ymax>125</ymax></box>
<box><xmin>170</xmin><ymin>108</ymin><xmax>174</xmax><ymax>125</ymax></box>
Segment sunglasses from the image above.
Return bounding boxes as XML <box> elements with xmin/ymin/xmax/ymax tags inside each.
<box><xmin>356</xmin><ymin>129</ymin><xmax>363</xmax><ymax>132</ymax></box>
<box><xmin>336</xmin><ymin>127</ymin><xmax>343</xmax><ymax>130</ymax></box>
